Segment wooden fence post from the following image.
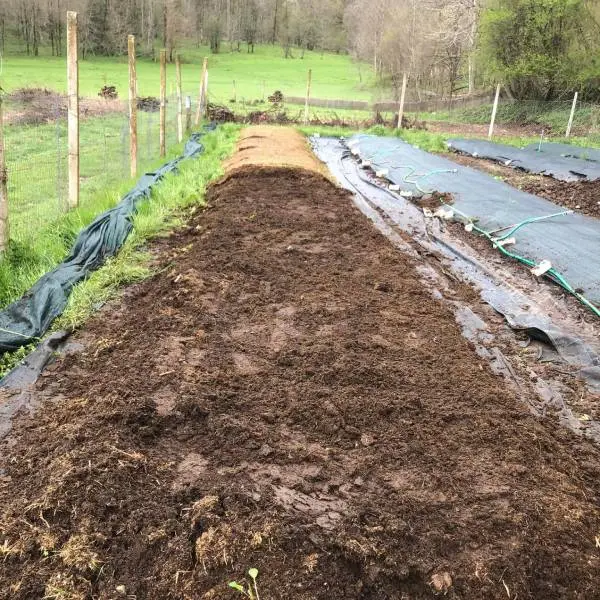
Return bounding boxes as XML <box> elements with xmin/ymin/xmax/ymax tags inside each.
<box><xmin>195</xmin><ymin>57</ymin><xmax>208</xmax><ymax>126</ymax></box>
<box><xmin>128</xmin><ymin>34</ymin><xmax>137</xmax><ymax>179</ymax></box>
<box><xmin>185</xmin><ymin>95</ymin><xmax>192</xmax><ymax>134</ymax></box>
<box><xmin>397</xmin><ymin>72</ymin><xmax>408</xmax><ymax>129</ymax></box>
<box><xmin>303</xmin><ymin>69</ymin><xmax>312</xmax><ymax>125</ymax></box>
<box><xmin>488</xmin><ymin>83</ymin><xmax>501</xmax><ymax>139</ymax></box>
<box><xmin>176</xmin><ymin>54</ymin><xmax>183</xmax><ymax>143</ymax></box>
<box><xmin>67</xmin><ymin>11</ymin><xmax>79</xmax><ymax>209</ymax></box>
<box><xmin>566</xmin><ymin>91</ymin><xmax>578</xmax><ymax>138</ymax></box>
<box><xmin>0</xmin><ymin>93</ymin><xmax>8</xmax><ymax>253</ymax></box>
<box><xmin>204</xmin><ymin>69</ymin><xmax>209</xmax><ymax>118</ymax></box>
<box><xmin>232</xmin><ymin>80</ymin><xmax>236</xmax><ymax>103</ymax></box>
<box><xmin>159</xmin><ymin>48</ymin><xmax>166</xmax><ymax>158</ymax></box>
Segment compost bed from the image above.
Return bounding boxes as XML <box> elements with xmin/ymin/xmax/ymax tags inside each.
<box><xmin>1</xmin><ymin>129</ymin><xmax>600</xmax><ymax>600</ymax></box>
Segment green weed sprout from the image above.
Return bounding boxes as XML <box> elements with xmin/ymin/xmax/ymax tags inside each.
<box><xmin>228</xmin><ymin>568</ymin><xmax>260</xmax><ymax>600</ymax></box>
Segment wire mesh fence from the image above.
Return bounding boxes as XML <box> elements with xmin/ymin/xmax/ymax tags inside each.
<box><xmin>403</xmin><ymin>97</ymin><xmax>600</xmax><ymax>140</ymax></box>
<box><xmin>204</xmin><ymin>76</ymin><xmax>600</xmax><ymax>140</ymax></box>
<box><xmin>2</xmin><ymin>90</ymin><xmax>193</xmax><ymax>247</ymax></box>
<box><xmin>5</xmin><ymin>69</ymin><xmax>600</xmax><ymax>254</ymax></box>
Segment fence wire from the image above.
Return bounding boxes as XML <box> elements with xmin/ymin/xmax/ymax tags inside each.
<box><xmin>205</xmin><ymin>79</ymin><xmax>600</xmax><ymax>138</ymax></box>
<box><xmin>3</xmin><ymin>91</ymin><xmax>194</xmax><ymax>247</ymax></box>
<box><xmin>5</xmin><ymin>78</ymin><xmax>600</xmax><ymax>250</ymax></box>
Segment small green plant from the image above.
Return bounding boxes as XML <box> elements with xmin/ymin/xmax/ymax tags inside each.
<box><xmin>229</xmin><ymin>567</ymin><xmax>260</xmax><ymax>600</ymax></box>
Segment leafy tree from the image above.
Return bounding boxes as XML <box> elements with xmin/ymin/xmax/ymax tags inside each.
<box><xmin>478</xmin><ymin>0</ymin><xmax>600</xmax><ymax>99</ymax></box>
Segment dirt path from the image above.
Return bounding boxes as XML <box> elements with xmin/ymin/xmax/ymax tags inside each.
<box><xmin>1</xmin><ymin>129</ymin><xmax>600</xmax><ymax>600</ymax></box>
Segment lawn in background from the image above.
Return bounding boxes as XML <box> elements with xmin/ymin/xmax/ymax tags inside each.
<box><xmin>1</xmin><ymin>43</ymin><xmax>378</xmax><ymax>104</ymax></box>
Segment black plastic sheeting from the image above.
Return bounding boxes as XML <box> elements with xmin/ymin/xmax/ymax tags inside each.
<box><xmin>523</xmin><ymin>142</ymin><xmax>600</xmax><ymax>163</ymax></box>
<box><xmin>447</xmin><ymin>138</ymin><xmax>600</xmax><ymax>182</ymax></box>
<box><xmin>312</xmin><ymin>136</ymin><xmax>600</xmax><ymax>389</ymax></box>
<box><xmin>0</xmin><ymin>125</ymin><xmax>215</xmax><ymax>352</ymax></box>
<box><xmin>349</xmin><ymin>134</ymin><xmax>600</xmax><ymax>306</ymax></box>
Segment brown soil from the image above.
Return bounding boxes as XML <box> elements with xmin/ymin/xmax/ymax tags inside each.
<box><xmin>428</xmin><ymin>120</ymin><xmax>544</xmax><ymax>139</ymax></box>
<box><xmin>415</xmin><ymin>191</ymin><xmax>454</xmax><ymax>211</ymax></box>
<box><xmin>1</xmin><ymin>154</ymin><xmax>600</xmax><ymax>599</ymax></box>
<box><xmin>446</xmin><ymin>152</ymin><xmax>600</xmax><ymax>219</ymax></box>
<box><xmin>223</xmin><ymin>125</ymin><xmax>329</xmax><ymax>177</ymax></box>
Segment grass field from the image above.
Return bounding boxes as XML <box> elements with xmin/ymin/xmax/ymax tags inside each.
<box><xmin>0</xmin><ymin>111</ymin><xmax>186</xmax><ymax>307</ymax></box>
<box><xmin>2</xmin><ymin>43</ymin><xmax>378</xmax><ymax>104</ymax></box>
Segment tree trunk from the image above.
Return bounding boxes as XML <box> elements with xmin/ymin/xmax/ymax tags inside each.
<box><xmin>163</xmin><ymin>1</ymin><xmax>168</xmax><ymax>53</ymax></box>
<box><xmin>272</xmin><ymin>0</ymin><xmax>278</xmax><ymax>44</ymax></box>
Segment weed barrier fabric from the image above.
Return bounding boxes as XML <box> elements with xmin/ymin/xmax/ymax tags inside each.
<box><xmin>349</xmin><ymin>134</ymin><xmax>600</xmax><ymax>306</ymax></box>
<box><xmin>524</xmin><ymin>142</ymin><xmax>600</xmax><ymax>163</ymax></box>
<box><xmin>312</xmin><ymin>136</ymin><xmax>600</xmax><ymax>383</ymax></box>
<box><xmin>447</xmin><ymin>138</ymin><xmax>600</xmax><ymax>182</ymax></box>
<box><xmin>0</xmin><ymin>125</ymin><xmax>215</xmax><ymax>353</ymax></box>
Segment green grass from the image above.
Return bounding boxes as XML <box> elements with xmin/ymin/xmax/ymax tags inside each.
<box><xmin>4</xmin><ymin>99</ymin><xmax>183</xmax><ymax>241</ymax></box>
<box><xmin>1</xmin><ymin>43</ymin><xmax>377</xmax><ymax>104</ymax></box>
<box><xmin>0</xmin><ymin>123</ymin><xmax>239</xmax><ymax>377</ymax></box>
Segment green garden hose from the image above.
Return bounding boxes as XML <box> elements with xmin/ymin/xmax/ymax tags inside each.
<box><xmin>440</xmin><ymin>201</ymin><xmax>600</xmax><ymax>319</ymax></box>
<box><xmin>348</xmin><ymin>140</ymin><xmax>600</xmax><ymax>319</ymax></box>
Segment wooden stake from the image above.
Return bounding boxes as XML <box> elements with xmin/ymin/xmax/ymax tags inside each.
<box><xmin>303</xmin><ymin>69</ymin><xmax>312</xmax><ymax>125</ymax></box>
<box><xmin>195</xmin><ymin>57</ymin><xmax>208</xmax><ymax>126</ymax></box>
<box><xmin>0</xmin><ymin>94</ymin><xmax>8</xmax><ymax>253</ymax></box>
<box><xmin>204</xmin><ymin>69</ymin><xmax>209</xmax><ymax>118</ymax></box>
<box><xmin>176</xmin><ymin>54</ymin><xmax>183</xmax><ymax>143</ymax></box>
<box><xmin>128</xmin><ymin>34</ymin><xmax>138</xmax><ymax>179</ymax></box>
<box><xmin>67</xmin><ymin>11</ymin><xmax>79</xmax><ymax>208</ymax></box>
<box><xmin>488</xmin><ymin>83</ymin><xmax>501</xmax><ymax>139</ymax></box>
<box><xmin>397</xmin><ymin>72</ymin><xmax>408</xmax><ymax>129</ymax></box>
<box><xmin>566</xmin><ymin>91</ymin><xmax>578</xmax><ymax>138</ymax></box>
<box><xmin>185</xmin><ymin>95</ymin><xmax>192</xmax><ymax>134</ymax></box>
<box><xmin>232</xmin><ymin>80</ymin><xmax>236</xmax><ymax>103</ymax></box>
<box><xmin>159</xmin><ymin>48</ymin><xmax>166</xmax><ymax>157</ymax></box>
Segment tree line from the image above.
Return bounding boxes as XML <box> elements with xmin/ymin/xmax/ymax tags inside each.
<box><xmin>1</xmin><ymin>0</ymin><xmax>600</xmax><ymax>101</ymax></box>
<box><xmin>0</xmin><ymin>1</ymin><xmax>348</xmax><ymax>60</ymax></box>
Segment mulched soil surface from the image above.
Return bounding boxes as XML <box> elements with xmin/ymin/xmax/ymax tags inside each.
<box><xmin>1</xmin><ymin>167</ymin><xmax>600</xmax><ymax>600</ymax></box>
<box><xmin>446</xmin><ymin>152</ymin><xmax>600</xmax><ymax>219</ymax></box>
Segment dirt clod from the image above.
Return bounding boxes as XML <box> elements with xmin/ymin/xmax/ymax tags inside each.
<box><xmin>431</xmin><ymin>572</ymin><xmax>453</xmax><ymax>594</ymax></box>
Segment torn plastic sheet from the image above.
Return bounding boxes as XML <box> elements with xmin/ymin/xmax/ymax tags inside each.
<box><xmin>0</xmin><ymin>125</ymin><xmax>215</xmax><ymax>354</ymax></box>
<box><xmin>447</xmin><ymin>138</ymin><xmax>600</xmax><ymax>182</ymax></box>
<box><xmin>311</xmin><ymin>136</ymin><xmax>600</xmax><ymax>390</ymax></box>
<box><xmin>346</xmin><ymin>134</ymin><xmax>600</xmax><ymax>307</ymax></box>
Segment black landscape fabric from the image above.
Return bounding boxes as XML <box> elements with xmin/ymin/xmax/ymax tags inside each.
<box><xmin>523</xmin><ymin>142</ymin><xmax>600</xmax><ymax>163</ymax></box>
<box><xmin>348</xmin><ymin>134</ymin><xmax>600</xmax><ymax>306</ymax></box>
<box><xmin>447</xmin><ymin>138</ymin><xmax>600</xmax><ymax>182</ymax></box>
<box><xmin>0</xmin><ymin>126</ymin><xmax>214</xmax><ymax>352</ymax></box>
